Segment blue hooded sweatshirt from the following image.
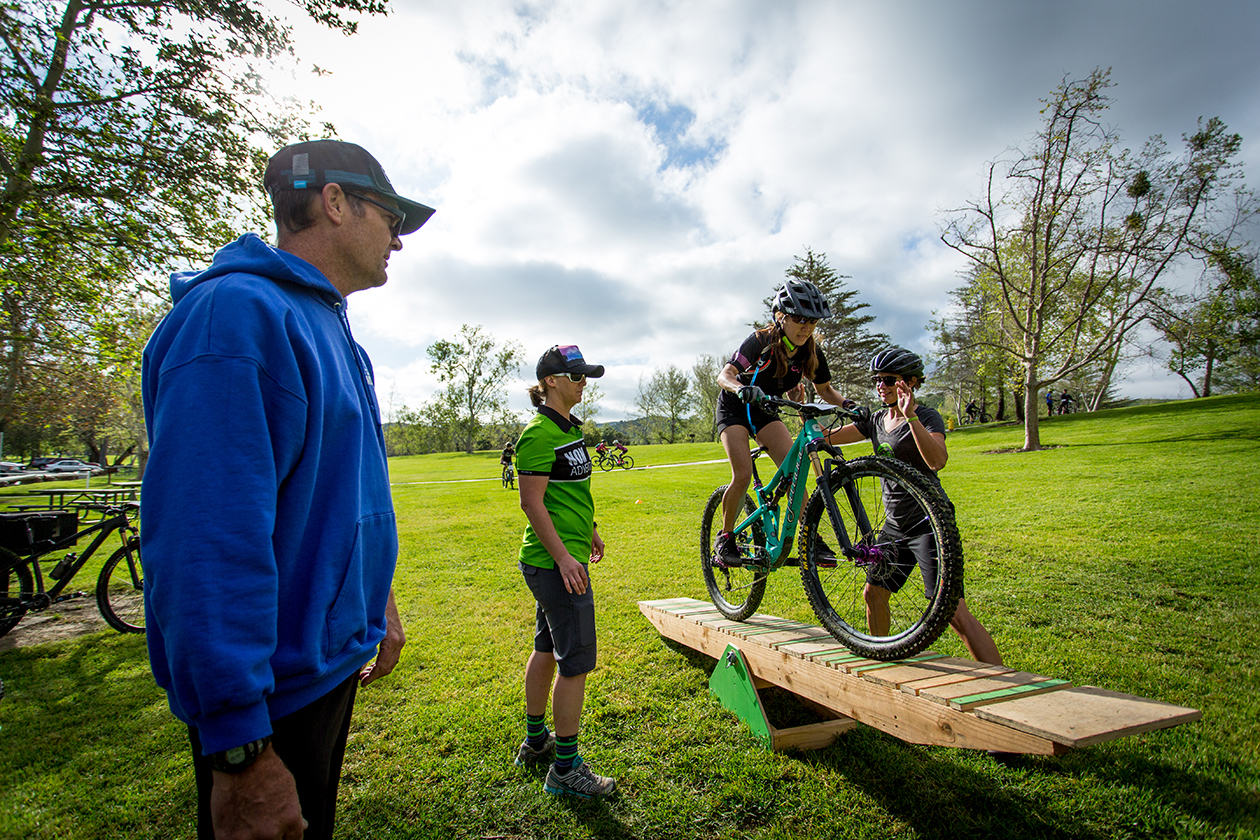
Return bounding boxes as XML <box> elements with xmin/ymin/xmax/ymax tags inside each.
<box><xmin>141</xmin><ymin>234</ymin><xmax>397</xmax><ymax>755</ymax></box>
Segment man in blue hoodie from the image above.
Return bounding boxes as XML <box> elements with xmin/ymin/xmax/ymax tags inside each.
<box><xmin>142</xmin><ymin>140</ymin><xmax>435</xmax><ymax>840</ymax></box>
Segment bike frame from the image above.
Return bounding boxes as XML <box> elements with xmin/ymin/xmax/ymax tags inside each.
<box><xmin>729</xmin><ymin>404</ymin><xmax>867</xmax><ymax>568</ymax></box>
<box><xmin>12</xmin><ymin>509</ymin><xmax>134</xmax><ymax>601</ymax></box>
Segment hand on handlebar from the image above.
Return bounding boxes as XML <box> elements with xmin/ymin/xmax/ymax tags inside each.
<box><xmin>737</xmin><ymin>385</ymin><xmax>766</xmax><ymax>404</ymax></box>
<box><xmin>841</xmin><ymin>399</ymin><xmax>871</xmax><ymax>423</ymax></box>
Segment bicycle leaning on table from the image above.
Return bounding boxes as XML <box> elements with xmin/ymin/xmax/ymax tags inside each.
<box><xmin>0</xmin><ymin>502</ymin><xmax>144</xmax><ymax>636</ymax></box>
<box><xmin>699</xmin><ymin>395</ymin><xmax>964</xmax><ymax>661</ymax></box>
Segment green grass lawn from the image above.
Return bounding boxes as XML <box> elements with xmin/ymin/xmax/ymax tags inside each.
<box><xmin>1</xmin><ymin>395</ymin><xmax>1258</xmax><ymax>839</ymax></box>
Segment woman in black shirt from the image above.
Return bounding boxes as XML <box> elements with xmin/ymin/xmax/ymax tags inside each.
<box><xmin>711</xmin><ymin>279</ymin><xmax>849</xmax><ymax>564</ymax></box>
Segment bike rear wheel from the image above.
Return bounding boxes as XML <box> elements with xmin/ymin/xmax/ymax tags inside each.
<box><xmin>97</xmin><ymin>539</ymin><xmax>145</xmax><ymax>633</ymax></box>
<box><xmin>799</xmin><ymin>456</ymin><xmax>962</xmax><ymax>660</ymax></box>
<box><xmin>0</xmin><ymin>547</ymin><xmax>34</xmax><ymax>637</ymax></box>
<box><xmin>700</xmin><ymin>486</ymin><xmax>768</xmax><ymax>620</ymax></box>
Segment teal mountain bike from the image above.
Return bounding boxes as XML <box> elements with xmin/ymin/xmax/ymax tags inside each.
<box><xmin>699</xmin><ymin>396</ymin><xmax>963</xmax><ymax>660</ymax></box>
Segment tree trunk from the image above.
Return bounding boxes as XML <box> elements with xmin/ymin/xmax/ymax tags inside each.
<box><xmin>1203</xmin><ymin>339</ymin><xmax>1216</xmax><ymax>398</ymax></box>
<box><xmin>1022</xmin><ymin>362</ymin><xmax>1042</xmax><ymax>451</ymax></box>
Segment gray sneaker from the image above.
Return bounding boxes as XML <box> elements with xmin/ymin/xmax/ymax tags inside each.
<box><xmin>543</xmin><ymin>758</ymin><xmax>617</xmax><ymax>798</ymax></box>
<box><xmin>514</xmin><ymin>732</ymin><xmax>556</xmax><ymax>767</ymax></box>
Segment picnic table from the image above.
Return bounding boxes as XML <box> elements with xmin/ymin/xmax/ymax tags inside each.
<box><xmin>21</xmin><ymin>487</ymin><xmax>140</xmax><ymax>510</ymax></box>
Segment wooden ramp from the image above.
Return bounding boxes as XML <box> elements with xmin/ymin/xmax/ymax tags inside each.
<box><xmin>640</xmin><ymin>597</ymin><xmax>1201</xmax><ymax>755</ymax></box>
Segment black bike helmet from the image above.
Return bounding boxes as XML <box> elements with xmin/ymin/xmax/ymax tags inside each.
<box><xmin>870</xmin><ymin>346</ymin><xmax>926</xmax><ymax>381</ymax></box>
<box><xmin>772</xmin><ymin>279</ymin><xmax>833</xmax><ymax>320</ymax></box>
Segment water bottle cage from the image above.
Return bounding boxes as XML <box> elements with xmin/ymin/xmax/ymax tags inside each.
<box><xmin>49</xmin><ymin>554</ymin><xmax>77</xmax><ymax>580</ymax></box>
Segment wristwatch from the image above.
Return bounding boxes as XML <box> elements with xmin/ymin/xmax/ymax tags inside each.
<box><xmin>210</xmin><ymin>736</ymin><xmax>271</xmax><ymax>774</ymax></box>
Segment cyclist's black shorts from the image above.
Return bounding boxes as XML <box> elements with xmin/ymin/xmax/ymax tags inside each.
<box><xmin>520</xmin><ymin>562</ymin><xmax>597</xmax><ymax>677</ymax></box>
<box><xmin>715</xmin><ymin>392</ymin><xmax>782</xmax><ymax>437</ymax></box>
<box><xmin>865</xmin><ymin>503</ymin><xmax>964</xmax><ymax>600</ymax></box>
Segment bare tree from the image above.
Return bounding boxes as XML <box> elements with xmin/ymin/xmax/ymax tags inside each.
<box><xmin>941</xmin><ymin>68</ymin><xmax>1250</xmax><ymax>450</ymax></box>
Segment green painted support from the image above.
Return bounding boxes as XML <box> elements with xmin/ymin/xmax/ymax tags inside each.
<box><xmin>708</xmin><ymin>644</ymin><xmax>773</xmax><ymax>749</ymax></box>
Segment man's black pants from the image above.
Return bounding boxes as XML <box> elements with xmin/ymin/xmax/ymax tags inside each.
<box><xmin>189</xmin><ymin>673</ymin><xmax>358</xmax><ymax>840</ymax></box>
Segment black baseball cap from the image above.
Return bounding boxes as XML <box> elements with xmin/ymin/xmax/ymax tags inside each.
<box><xmin>264</xmin><ymin>140</ymin><xmax>436</xmax><ymax>235</ymax></box>
<box><xmin>536</xmin><ymin>345</ymin><xmax>605</xmax><ymax>379</ymax></box>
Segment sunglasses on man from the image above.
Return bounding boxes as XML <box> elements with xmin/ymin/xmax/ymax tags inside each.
<box><xmin>347</xmin><ymin>191</ymin><xmax>405</xmax><ymax>238</ymax></box>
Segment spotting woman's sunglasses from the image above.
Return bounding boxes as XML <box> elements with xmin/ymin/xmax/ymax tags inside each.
<box><xmin>558</xmin><ymin>373</ymin><xmax>586</xmax><ymax>383</ymax></box>
<box><xmin>871</xmin><ymin>375</ymin><xmax>901</xmax><ymax>387</ymax></box>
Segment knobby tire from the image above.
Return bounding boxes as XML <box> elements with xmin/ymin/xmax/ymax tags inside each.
<box><xmin>0</xmin><ymin>547</ymin><xmax>33</xmax><ymax>637</ymax></box>
<box><xmin>798</xmin><ymin>456</ymin><xmax>962</xmax><ymax>660</ymax></box>
<box><xmin>96</xmin><ymin>539</ymin><xmax>145</xmax><ymax>634</ymax></box>
<box><xmin>700</xmin><ymin>486</ymin><xmax>767</xmax><ymax>620</ymax></box>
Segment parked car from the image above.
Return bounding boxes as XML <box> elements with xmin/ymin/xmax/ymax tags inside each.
<box><xmin>25</xmin><ymin>457</ymin><xmax>56</xmax><ymax>470</ymax></box>
<box><xmin>43</xmin><ymin>459</ymin><xmax>102</xmax><ymax>473</ymax></box>
<box><xmin>0</xmin><ymin>461</ymin><xmax>23</xmax><ymax>473</ymax></box>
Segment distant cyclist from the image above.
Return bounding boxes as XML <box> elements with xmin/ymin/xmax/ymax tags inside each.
<box><xmin>1045</xmin><ymin>389</ymin><xmax>1055</xmax><ymax>416</ymax></box>
<box><xmin>711</xmin><ymin>278</ymin><xmax>849</xmax><ymax>565</ymax></box>
<box><xmin>826</xmin><ymin>347</ymin><xmax>1004</xmax><ymax>668</ymax></box>
<box><xmin>1059</xmin><ymin>391</ymin><xmax>1075</xmax><ymax>415</ymax></box>
<box><xmin>964</xmin><ymin>400</ymin><xmax>979</xmax><ymax>423</ymax></box>
<box><xmin>500</xmin><ymin>442</ymin><xmax>516</xmax><ymax>488</ymax></box>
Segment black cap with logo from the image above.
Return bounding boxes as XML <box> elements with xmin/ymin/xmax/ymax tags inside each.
<box><xmin>536</xmin><ymin>345</ymin><xmax>605</xmax><ymax>380</ymax></box>
<box><xmin>264</xmin><ymin>140</ymin><xmax>436</xmax><ymax>235</ymax></box>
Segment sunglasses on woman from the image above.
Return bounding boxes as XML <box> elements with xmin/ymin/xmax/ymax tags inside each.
<box><xmin>787</xmin><ymin>314</ymin><xmax>820</xmax><ymax>327</ymax></box>
<box><xmin>871</xmin><ymin>375</ymin><xmax>902</xmax><ymax>387</ymax></box>
<box><xmin>557</xmin><ymin>373</ymin><xmax>586</xmax><ymax>383</ymax></box>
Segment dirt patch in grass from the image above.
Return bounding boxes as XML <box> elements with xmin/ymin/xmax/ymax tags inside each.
<box><xmin>0</xmin><ymin>595</ymin><xmax>107</xmax><ymax>652</ymax></box>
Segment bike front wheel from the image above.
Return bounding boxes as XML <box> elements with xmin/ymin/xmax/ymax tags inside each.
<box><xmin>619</xmin><ymin>455</ymin><xmax>634</xmax><ymax>469</ymax></box>
<box><xmin>0</xmin><ymin>548</ymin><xmax>34</xmax><ymax>637</ymax></box>
<box><xmin>97</xmin><ymin>539</ymin><xmax>145</xmax><ymax>634</ymax></box>
<box><xmin>700</xmin><ymin>486</ymin><xmax>768</xmax><ymax>621</ymax></box>
<box><xmin>598</xmin><ymin>455</ymin><xmax>613</xmax><ymax>471</ymax></box>
<box><xmin>798</xmin><ymin>456</ymin><xmax>962</xmax><ymax>660</ymax></box>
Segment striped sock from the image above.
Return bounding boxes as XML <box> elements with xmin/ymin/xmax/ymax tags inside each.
<box><xmin>554</xmin><ymin>734</ymin><xmax>579</xmax><ymax>771</ymax></box>
<box><xmin>525</xmin><ymin>713</ymin><xmax>549</xmax><ymax>747</ymax></box>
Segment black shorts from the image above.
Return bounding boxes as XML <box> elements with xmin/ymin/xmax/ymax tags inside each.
<box><xmin>865</xmin><ymin>505</ymin><xmax>965</xmax><ymax>600</ymax></box>
<box><xmin>715</xmin><ymin>393</ymin><xmax>782</xmax><ymax>437</ymax></box>
<box><xmin>520</xmin><ymin>562</ymin><xmax>597</xmax><ymax>677</ymax></box>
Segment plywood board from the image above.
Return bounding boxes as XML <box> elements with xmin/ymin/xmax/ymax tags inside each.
<box><xmin>973</xmin><ymin>685</ymin><xmax>1204</xmax><ymax>747</ymax></box>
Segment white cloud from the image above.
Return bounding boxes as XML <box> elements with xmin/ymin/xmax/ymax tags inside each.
<box><xmin>263</xmin><ymin>0</ymin><xmax>1260</xmax><ymax>419</ymax></box>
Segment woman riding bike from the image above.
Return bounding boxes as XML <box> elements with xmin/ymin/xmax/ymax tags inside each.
<box><xmin>711</xmin><ymin>278</ymin><xmax>849</xmax><ymax>564</ymax></box>
<box><xmin>825</xmin><ymin>346</ymin><xmax>1003</xmax><ymax>667</ymax></box>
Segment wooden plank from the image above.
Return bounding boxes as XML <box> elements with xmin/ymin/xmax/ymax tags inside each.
<box><xmin>973</xmin><ymin>686</ymin><xmax>1204</xmax><ymax>747</ymax></box>
<box><xmin>948</xmin><ymin>678</ymin><xmax>1072</xmax><ymax>711</ymax></box>
<box><xmin>771</xmin><ymin>638</ymin><xmax>847</xmax><ymax>654</ymax></box>
<box><xmin>859</xmin><ymin>657</ymin><xmax>978</xmax><ymax>689</ymax></box>
<box><xmin>917</xmin><ymin>671</ymin><xmax>1060</xmax><ymax>707</ymax></box>
<box><xmin>770</xmin><ymin>718</ymin><xmax>859</xmax><ymax>751</ymax></box>
<box><xmin>639</xmin><ymin>602</ymin><xmax>1064</xmax><ymax>754</ymax></box>
<box><xmin>900</xmin><ymin>662</ymin><xmax>1014</xmax><ymax>695</ymax></box>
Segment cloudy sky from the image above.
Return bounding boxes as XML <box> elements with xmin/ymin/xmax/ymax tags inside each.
<box><xmin>267</xmin><ymin>0</ymin><xmax>1260</xmax><ymax>420</ymax></box>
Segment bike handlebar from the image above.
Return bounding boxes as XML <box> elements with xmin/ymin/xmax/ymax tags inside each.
<box><xmin>753</xmin><ymin>394</ymin><xmax>868</xmax><ymax>422</ymax></box>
